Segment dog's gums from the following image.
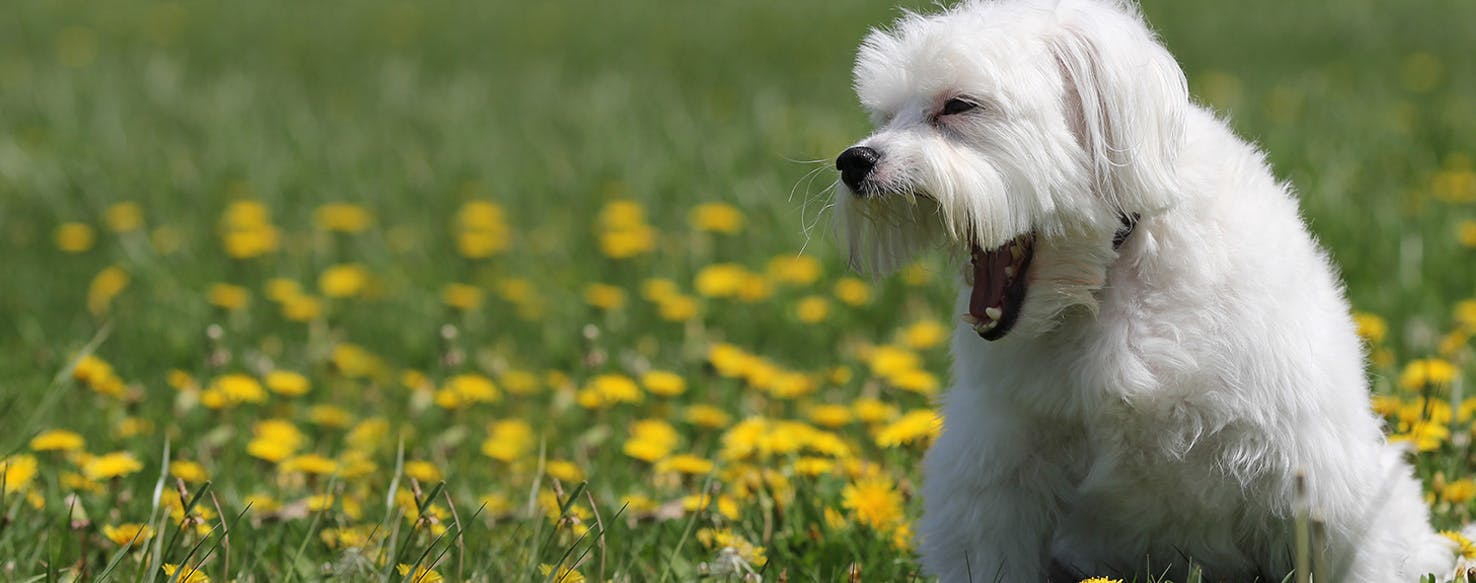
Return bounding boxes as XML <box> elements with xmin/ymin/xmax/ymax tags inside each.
<box><xmin>962</xmin><ymin>233</ymin><xmax>1033</xmax><ymax>340</ymax></box>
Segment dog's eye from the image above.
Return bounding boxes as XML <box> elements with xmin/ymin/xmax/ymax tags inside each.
<box><xmin>940</xmin><ymin>98</ymin><xmax>978</xmax><ymax>116</ymax></box>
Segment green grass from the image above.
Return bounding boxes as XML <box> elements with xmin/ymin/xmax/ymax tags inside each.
<box><xmin>1</xmin><ymin>0</ymin><xmax>1474</xmax><ymax>581</ymax></box>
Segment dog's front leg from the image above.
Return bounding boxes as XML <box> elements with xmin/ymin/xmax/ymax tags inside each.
<box><xmin>918</xmin><ymin>393</ymin><xmax>1068</xmax><ymax>582</ymax></box>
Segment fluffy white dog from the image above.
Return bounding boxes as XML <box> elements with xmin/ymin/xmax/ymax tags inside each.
<box><xmin>833</xmin><ymin>0</ymin><xmax>1458</xmax><ymax>580</ymax></box>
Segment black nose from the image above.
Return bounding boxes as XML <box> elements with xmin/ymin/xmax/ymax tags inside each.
<box><xmin>836</xmin><ymin>146</ymin><xmax>880</xmax><ymax>194</ymax></box>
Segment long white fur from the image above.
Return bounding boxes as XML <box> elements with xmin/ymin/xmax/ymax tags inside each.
<box><xmin>835</xmin><ymin>0</ymin><xmax>1460</xmax><ymax>580</ymax></box>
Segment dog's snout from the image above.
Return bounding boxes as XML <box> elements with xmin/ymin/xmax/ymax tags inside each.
<box><xmin>836</xmin><ymin>146</ymin><xmax>880</xmax><ymax>194</ymax></box>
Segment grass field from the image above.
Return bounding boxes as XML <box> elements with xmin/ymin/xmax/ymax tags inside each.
<box><xmin>2</xmin><ymin>0</ymin><xmax>1475</xmax><ymax>580</ymax></box>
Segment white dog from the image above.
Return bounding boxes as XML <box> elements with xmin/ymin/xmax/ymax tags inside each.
<box><xmin>833</xmin><ymin>0</ymin><xmax>1457</xmax><ymax>580</ymax></box>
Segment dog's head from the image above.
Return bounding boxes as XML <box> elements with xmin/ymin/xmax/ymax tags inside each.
<box><xmin>835</xmin><ymin>0</ymin><xmax>1188</xmax><ymax>340</ymax></box>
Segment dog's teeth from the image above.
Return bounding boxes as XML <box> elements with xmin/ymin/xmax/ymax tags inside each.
<box><xmin>985</xmin><ymin>306</ymin><xmax>1002</xmax><ymax>320</ymax></box>
<box><xmin>961</xmin><ymin>314</ymin><xmax>980</xmax><ymax>325</ymax></box>
<box><xmin>973</xmin><ymin>320</ymin><xmax>997</xmax><ymax>334</ymax></box>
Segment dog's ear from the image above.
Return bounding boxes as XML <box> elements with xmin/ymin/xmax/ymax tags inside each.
<box><xmin>1048</xmin><ymin>1</ymin><xmax>1188</xmax><ymax>216</ymax></box>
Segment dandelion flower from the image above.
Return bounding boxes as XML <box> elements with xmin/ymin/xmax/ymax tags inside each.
<box><xmin>56</xmin><ymin>222</ymin><xmax>96</xmax><ymax>253</ymax></box>
<box><xmin>545</xmin><ymin>460</ymin><xmax>584</xmax><ymax>483</ymax></box>
<box><xmin>102</xmin><ymin>523</ymin><xmax>155</xmax><ymax>547</ymax></box>
<box><xmin>656</xmin><ymin>454</ymin><xmax>714</xmax><ymax>475</ymax></box>
<box><xmin>833</xmin><ymin>277</ymin><xmax>871</xmax><ymax>306</ymax></box>
<box><xmin>841</xmin><ymin>477</ymin><xmax>905</xmax><ymax>531</ymax></box>
<box><xmin>279</xmin><ymin>454</ymin><xmax>338</xmax><ymax>475</ymax></box>
<box><xmin>208</xmin><ymin>283</ymin><xmax>251</xmax><ymax>311</ymax></box>
<box><xmin>2</xmin><ymin>454</ymin><xmax>39</xmax><ymax>494</ymax></box>
<box><xmin>794</xmin><ymin>295</ymin><xmax>830</xmax><ymax>323</ymax></box>
<box><xmin>694</xmin><ymin>263</ymin><xmax>748</xmax><ymax>298</ymax></box>
<box><xmin>87</xmin><ymin>265</ymin><xmax>130</xmax><ymax>316</ymax></box>
<box><xmin>441</xmin><ymin>283</ymin><xmax>483</xmax><ymax>310</ymax></box>
<box><xmin>30</xmin><ymin>429</ymin><xmax>85</xmax><ymax>452</ymax></box>
<box><xmin>876</xmin><ymin>410</ymin><xmax>943</xmax><ymax>448</ymax></box>
<box><xmin>265</xmin><ymin>370</ymin><xmax>310</xmax><ymax>397</ymax></box>
<box><xmin>690</xmin><ymin>202</ymin><xmax>744</xmax><ymax>234</ymax></box>
<box><xmin>313</xmin><ymin>203</ymin><xmax>374</xmax><ymax>232</ymax></box>
<box><xmin>537</xmin><ymin>564</ymin><xmax>585</xmax><ymax>583</ymax></box>
<box><xmin>83</xmin><ymin>451</ymin><xmax>144</xmax><ymax>480</ymax></box>
<box><xmin>583</xmin><ymin>283</ymin><xmax>626</xmax><ymax>310</ymax></box>
<box><xmin>1443</xmin><ymin>530</ymin><xmax>1476</xmax><ymax>560</ymax></box>
<box><xmin>767</xmin><ymin>254</ymin><xmax>821</xmax><ymax>285</ymax></box>
<box><xmin>396</xmin><ymin>564</ymin><xmax>445</xmax><ymax>583</ymax></box>
<box><xmin>170</xmin><ymin>460</ymin><xmax>208</xmax><ymax>483</ymax></box>
<box><xmin>162</xmin><ymin>563</ymin><xmax>209</xmax><ymax>583</ymax></box>
<box><xmin>404</xmin><ymin>460</ymin><xmax>442</xmax><ymax>483</ymax></box>
<box><xmin>105</xmin><ymin>202</ymin><xmax>144</xmax><ymax>232</ymax></box>
<box><xmin>318</xmin><ymin>263</ymin><xmax>369</xmax><ymax>298</ymax></box>
<box><xmin>641</xmin><ymin>370</ymin><xmax>686</xmax><ymax>397</ymax></box>
<box><xmin>1399</xmin><ymin>358</ymin><xmax>1458</xmax><ymax>392</ymax></box>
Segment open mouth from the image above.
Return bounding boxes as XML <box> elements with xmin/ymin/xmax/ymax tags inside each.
<box><xmin>963</xmin><ymin>232</ymin><xmax>1035</xmax><ymax>340</ymax></box>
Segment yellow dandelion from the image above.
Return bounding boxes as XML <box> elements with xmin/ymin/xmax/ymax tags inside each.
<box><xmin>169</xmin><ymin>460</ymin><xmax>208</xmax><ymax>483</ymax></box>
<box><xmin>901</xmin><ymin>319</ymin><xmax>949</xmax><ymax>350</ymax></box>
<box><xmin>537</xmin><ymin>564</ymin><xmax>586</xmax><ymax>583</ymax></box>
<box><xmin>1399</xmin><ymin>358</ymin><xmax>1459</xmax><ymax>392</ymax></box>
<box><xmin>545</xmin><ymin>460</ymin><xmax>585</xmax><ymax>483</ymax></box>
<box><xmin>313</xmin><ymin>202</ymin><xmax>374</xmax><ymax>232</ymax></box>
<box><xmin>641</xmin><ymin>370</ymin><xmax>686</xmax><ymax>397</ymax></box>
<box><xmin>841</xmin><ymin>477</ymin><xmax>905</xmax><ymax>531</ymax></box>
<box><xmin>209</xmin><ymin>373</ymin><xmax>266</xmax><ymax>405</ymax></box>
<box><xmin>441</xmin><ymin>283</ymin><xmax>483</xmax><ymax>311</ymax></box>
<box><xmin>318</xmin><ymin>263</ymin><xmax>369</xmax><ymax>298</ymax></box>
<box><xmin>84</xmin><ymin>451</ymin><xmax>144</xmax><ymax>480</ymax></box>
<box><xmin>1351</xmin><ymin>312</ymin><xmax>1387</xmax><ymax>345</ymax></box>
<box><xmin>56</xmin><ymin>222</ymin><xmax>96</xmax><ymax>253</ymax></box>
<box><xmin>102</xmin><ymin>523</ymin><xmax>155</xmax><ymax>547</ymax></box>
<box><xmin>265</xmin><ymin>370</ymin><xmax>310</xmax><ymax>397</ymax></box>
<box><xmin>308</xmin><ymin>404</ymin><xmax>355</xmax><ymax>428</ymax></box>
<box><xmin>279</xmin><ymin>454</ymin><xmax>337</xmax><ymax>476</ymax></box>
<box><xmin>281</xmin><ymin>294</ymin><xmax>323</xmax><ymax>322</ymax></box>
<box><xmin>1441</xmin><ymin>479</ymin><xmax>1476</xmax><ymax>504</ymax></box>
<box><xmin>876</xmin><ymin>410</ymin><xmax>943</xmax><ymax>448</ymax></box>
<box><xmin>1389</xmin><ymin>420</ymin><xmax>1449</xmax><ymax>452</ymax></box>
<box><xmin>657</xmin><ymin>294</ymin><xmax>699</xmax><ymax>322</ymax></box>
<box><xmin>1443</xmin><ymin>530</ymin><xmax>1476</xmax><ymax>560</ymax></box>
<box><xmin>481</xmin><ymin>419</ymin><xmax>535</xmax><ymax>462</ymax></box>
<box><xmin>87</xmin><ymin>265</ymin><xmax>130</xmax><ymax>316</ymax></box>
<box><xmin>685</xmin><ymin>404</ymin><xmax>733</xmax><ymax>429</ymax></box>
<box><xmin>767</xmin><ymin>254</ymin><xmax>821</xmax><ymax>285</ymax></box>
<box><xmin>208</xmin><ymin>283</ymin><xmax>251</xmax><ymax>311</ymax></box>
<box><xmin>2</xmin><ymin>454</ymin><xmax>39</xmax><ymax>494</ymax></box>
<box><xmin>162</xmin><ymin>563</ymin><xmax>209</xmax><ymax>583</ymax></box>
<box><xmin>396</xmin><ymin>564</ymin><xmax>445</xmax><ymax>583</ymax></box>
<box><xmin>1460</xmin><ymin>220</ymin><xmax>1476</xmax><ymax>248</ymax></box>
<box><xmin>499</xmin><ymin>369</ymin><xmax>540</xmax><ymax>396</ymax></box>
<box><xmin>30</xmin><ymin>429</ymin><xmax>85</xmax><ymax>452</ymax></box>
<box><xmin>690</xmin><ymin>202</ymin><xmax>744</xmax><ymax>234</ymax></box>
<box><xmin>404</xmin><ymin>460</ymin><xmax>442</xmax><ymax>483</ymax></box>
<box><xmin>694</xmin><ymin>263</ymin><xmax>748</xmax><ymax>298</ymax></box>
<box><xmin>583</xmin><ymin>283</ymin><xmax>626</xmax><ymax>310</ymax></box>
<box><xmin>794</xmin><ymin>295</ymin><xmax>830</xmax><ymax>323</ymax></box>
<box><xmin>1080</xmin><ymin>578</ymin><xmax>1125</xmax><ymax>583</ymax></box>
<box><xmin>656</xmin><ymin>454</ymin><xmax>714</xmax><ymax>475</ymax></box>
<box><xmin>807</xmin><ymin>404</ymin><xmax>854</xmax><ymax>428</ymax></box>
<box><xmin>105</xmin><ymin>202</ymin><xmax>144</xmax><ymax>232</ymax></box>
<box><xmin>696</xmin><ymin>528</ymin><xmax>768</xmax><ymax>568</ymax></box>
<box><xmin>833</xmin><ymin>277</ymin><xmax>872</xmax><ymax>306</ymax></box>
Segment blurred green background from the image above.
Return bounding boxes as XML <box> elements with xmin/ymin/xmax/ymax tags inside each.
<box><xmin>2</xmin><ymin>0</ymin><xmax>1473</xmax><ymax>369</ymax></box>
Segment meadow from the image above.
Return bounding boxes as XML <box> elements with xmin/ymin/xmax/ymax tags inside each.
<box><xmin>1</xmin><ymin>0</ymin><xmax>1474</xmax><ymax>580</ymax></box>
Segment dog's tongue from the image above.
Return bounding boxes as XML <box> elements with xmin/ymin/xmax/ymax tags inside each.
<box><xmin>969</xmin><ymin>244</ymin><xmax>1008</xmax><ymax>322</ymax></box>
